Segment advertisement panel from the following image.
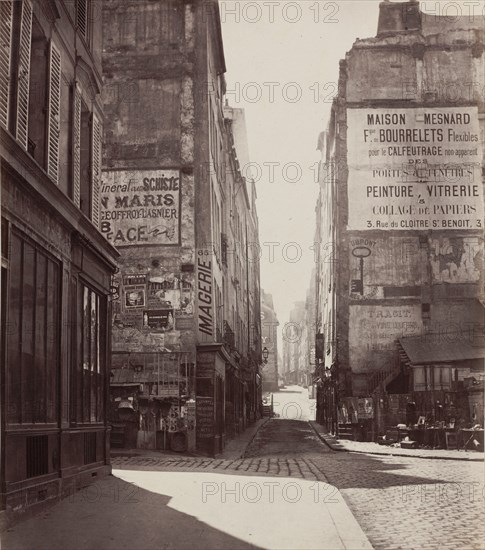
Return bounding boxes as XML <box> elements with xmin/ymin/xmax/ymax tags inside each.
<box><xmin>349</xmin><ymin>304</ymin><xmax>422</xmax><ymax>373</ymax></box>
<box><xmin>196</xmin><ymin>250</ymin><xmax>214</xmax><ymax>341</ymax></box>
<box><xmin>347</xmin><ymin>107</ymin><xmax>483</xmax><ymax>231</ymax></box>
<box><xmin>100</xmin><ymin>169</ymin><xmax>181</xmax><ymax>246</ymax></box>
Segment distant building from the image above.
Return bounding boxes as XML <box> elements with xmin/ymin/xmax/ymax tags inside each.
<box><xmin>283</xmin><ymin>301</ymin><xmax>307</xmax><ymax>385</ymax></box>
<box><xmin>1</xmin><ymin>0</ymin><xmax>118</xmax><ymax>522</ymax></box>
<box><xmin>261</xmin><ymin>290</ymin><xmax>279</xmax><ymax>392</ymax></box>
<box><xmin>314</xmin><ymin>1</ymin><xmax>485</xmax><ymax>440</ymax></box>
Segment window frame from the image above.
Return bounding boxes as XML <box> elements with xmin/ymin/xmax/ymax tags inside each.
<box><xmin>71</xmin><ymin>279</ymin><xmax>107</xmax><ymax>426</ymax></box>
<box><xmin>5</xmin><ymin>228</ymin><xmax>61</xmax><ymax>428</ymax></box>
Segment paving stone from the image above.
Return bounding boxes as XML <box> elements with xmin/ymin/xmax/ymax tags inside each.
<box><xmin>112</xmin><ymin>418</ymin><xmax>484</xmax><ymax>550</ymax></box>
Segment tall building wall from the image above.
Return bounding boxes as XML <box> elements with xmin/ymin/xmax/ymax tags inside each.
<box><xmin>317</xmin><ymin>1</ymin><xmax>485</xmax><ymax>398</ymax></box>
<box><xmin>1</xmin><ymin>0</ymin><xmax>118</xmax><ymax>522</ymax></box>
<box><xmin>101</xmin><ymin>1</ymin><xmax>261</xmax><ymax>455</ymax></box>
<box><xmin>102</xmin><ymin>0</ymin><xmax>201</xmax><ymax>357</ymax></box>
<box><xmin>261</xmin><ymin>290</ymin><xmax>278</xmax><ymax>392</ymax></box>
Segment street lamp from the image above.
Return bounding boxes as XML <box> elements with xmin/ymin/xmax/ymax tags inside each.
<box><xmin>262</xmin><ymin>347</ymin><xmax>269</xmax><ymax>364</ymax></box>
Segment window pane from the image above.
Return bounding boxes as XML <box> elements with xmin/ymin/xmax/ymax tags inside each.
<box><xmin>76</xmin><ymin>281</ymin><xmax>83</xmax><ymax>421</ymax></box>
<box><xmin>97</xmin><ymin>295</ymin><xmax>105</xmax><ymax>422</ymax></box>
<box><xmin>6</xmin><ymin>234</ymin><xmax>22</xmax><ymax>424</ymax></box>
<box><xmin>34</xmin><ymin>252</ymin><xmax>47</xmax><ymax>422</ymax></box>
<box><xmin>83</xmin><ymin>286</ymin><xmax>90</xmax><ymax>421</ymax></box>
<box><xmin>90</xmin><ymin>290</ymin><xmax>97</xmax><ymax>422</ymax></box>
<box><xmin>46</xmin><ymin>259</ymin><xmax>59</xmax><ymax>422</ymax></box>
<box><xmin>21</xmin><ymin>242</ymin><xmax>35</xmax><ymax>423</ymax></box>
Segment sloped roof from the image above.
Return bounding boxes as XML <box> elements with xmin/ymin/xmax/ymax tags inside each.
<box><xmin>399</xmin><ymin>334</ymin><xmax>485</xmax><ymax>365</ymax></box>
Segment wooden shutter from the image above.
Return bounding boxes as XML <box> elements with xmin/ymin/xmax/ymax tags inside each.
<box><xmin>47</xmin><ymin>41</ymin><xmax>61</xmax><ymax>183</ymax></box>
<box><xmin>15</xmin><ymin>0</ymin><xmax>33</xmax><ymax>149</ymax></box>
<box><xmin>0</xmin><ymin>1</ymin><xmax>13</xmax><ymax>129</ymax></box>
<box><xmin>91</xmin><ymin>113</ymin><xmax>101</xmax><ymax>227</ymax></box>
<box><xmin>76</xmin><ymin>0</ymin><xmax>88</xmax><ymax>42</ymax></box>
<box><xmin>72</xmin><ymin>82</ymin><xmax>81</xmax><ymax>206</ymax></box>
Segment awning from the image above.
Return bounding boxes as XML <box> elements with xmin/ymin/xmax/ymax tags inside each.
<box><xmin>399</xmin><ymin>334</ymin><xmax>485</xmax><ymax>365</ymax></box>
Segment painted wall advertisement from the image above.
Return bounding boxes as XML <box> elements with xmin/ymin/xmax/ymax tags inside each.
<box><xmin>100</xmin><ymin>169</ymin><xmax>181</xmax><ymax>246</ymax></box>
<box><xmin>347</xmin><ymin>107</ymin><xmax>483</xmax><ymax>231</ymax></box>
<box><xmin>349</xmin><ymin>236</ymin><xmax>429</xmax><ymax>299</ymax></box>
<box><xmin>196</xmin><ymin>250</ymin><xmax>214</xmax><ymax>341</ymax></box>
<box><xmin>349</xmin><ymin>304</ymin><xmax>422</xmax><ymax>373</ymax></box>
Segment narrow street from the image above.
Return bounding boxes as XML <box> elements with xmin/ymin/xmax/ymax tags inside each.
<box><xmin>4</xmin><ymin>386</ymin><xmax>483</xmax><ymax>550</ymax></box>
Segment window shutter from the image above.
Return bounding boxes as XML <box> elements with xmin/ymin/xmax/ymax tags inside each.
<box><xmin>72</xmin><ymin>82</ymin><xmax>81</xmax><ymax>207</ymax></box>
<box><xmin>15</xmin><ymin>0</ymin><xmax>33</xmax><ymax>149</ymax></box>
<box><xmin>91</xmin><ymin>113</ymin><xmax>101</xmax><ymax>227</ymax></box>
<box><xmin>76</xmin><ymin>0</ymin><xmax>88</xmax><ymax>42</ymax></box>
<box><xmin>0</xmin><ymin>1</ymin><xmax>13</xmax><ymax>129</ymax></box>
<box><xmin>47</xmin><ymin>41</ymin><xmax>61</xmax><ymax>183</ymax></box>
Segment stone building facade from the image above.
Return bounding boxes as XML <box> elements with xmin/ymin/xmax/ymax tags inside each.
<box><xmin>261</xmin><ymin>290</ymin><xmax>279</xmax><ymax>393</ymax></box>
<box><xmin>1</xmin><ymin>0</ymin><xmax>118</xmax><ymax>522</ymax></box>
<box><xmin>101</xmin><ymin>0</ymin><xmax>261</xmax><ymax>455</ymax></box>
<box><xmin>282</xmin><ymin>301</ymin><xmax>307</xmax><ymax>386</ymax></box>
<box><xmin>314</xmin><ymin>0</ymin><xmax>485</xmax><ymax>439</ymax></box>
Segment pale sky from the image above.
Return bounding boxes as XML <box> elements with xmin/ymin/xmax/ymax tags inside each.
<box><xmin>221</xmin><ymin>0</ymin><xmax>380</xmax><ymax>334</ymax></box>
<box><xmin>220</xmin><ymin>0</ymin><xmax>481</xmax><ymax>344</ymax></box>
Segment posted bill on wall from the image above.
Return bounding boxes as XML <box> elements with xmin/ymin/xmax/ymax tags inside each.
<box><xmin>100</xmin><ymin>169</ymin><xmax>181</xmax><ymax>246</ymax></box>
<box><xmin>347</xmin><ymin>107</ymin><xmax>483</xmax><ymax>231</ymax></box>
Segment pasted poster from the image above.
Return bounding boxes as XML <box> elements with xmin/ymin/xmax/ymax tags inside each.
<box><xmin>100</xmin><ymin>169</ymin><xmax>181</xmax><ymax>246</ymax></box>
<box><xmin>357</xmin><ymin>398</ymin><xmax>374</xmax><ymax>420</ymax></box>
<box><xmin>347</xmin><ymin>107</ymin><xmax>483</xmax><ymax>230</ymax></box>
<box><xmin>349</xmin><ymin>304</ymin><xmax>422</xmax><ymax>373</ymax></box>
<box><xmin>143</xmin><ymin>308</ymin><xmax>174</xmax><ymax>331</ymax></box>
<box><xmin>430</xmin><ymin>236</ymin><xmax>483</xmax><ymax>284</ymax></box>
<box><xmin>124</xmin><ymin>286</ymin><xmax>146</xmax><ymax>308</ymax></box>
<box><xmin>196</xmin><ymin>397</ymin><xmax>214</xmax><ymax>439</ymax></box>
<box><xmin>147</xmin><ymin>274</ymin><xmax>194</xmax><ymax>316</ymax></box>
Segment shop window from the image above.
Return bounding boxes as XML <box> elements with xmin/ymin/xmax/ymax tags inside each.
<box><xmin>413</xmin><ymin>366</ymin><xmax>425</xmax><ymax>391</ymax></box>
<box><xmin>72</xmin><ymin>283</ymin><xmax>106</xmax><ymax>424</ymax></box>
<box><xmin>5</xmin><ymin>231</ymin><xmax>60</xmax><ymax>425</ymax></box>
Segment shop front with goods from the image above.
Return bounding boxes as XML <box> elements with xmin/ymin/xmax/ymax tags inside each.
<box><xmin>109</xmin><ymin>351</ymin><xmax>195</xmax><ymax>452</ymax></box>
<box><xmin>372</xmin><ymin>335</ymin><xmax>484</xmax><ymax>451</ymax></box>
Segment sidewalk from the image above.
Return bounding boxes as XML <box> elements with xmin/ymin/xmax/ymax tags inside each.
<box><xmin>310</xmin><ymin>421</ymin><xmax>485</xmax><ymax>462</ymax></box>
<box><xmin>3</xmin><ymin>416</ymin><xmax>373</xmax><ymax>550</ymax></box>
<box><xmin>218</xmin><ymin>417</ymin><xmax>270</xmax><ymax>459</ymax></box>
<box><xmin>110</xmin><ymin>417</ymin><xmax>270</xmax><ymax>461</ymax></box>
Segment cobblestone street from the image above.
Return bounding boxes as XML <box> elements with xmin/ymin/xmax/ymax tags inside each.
<box><xmin>110</xmin><ymin>413</ymin><xmax>485</xmax><ymax>550</ymax></box>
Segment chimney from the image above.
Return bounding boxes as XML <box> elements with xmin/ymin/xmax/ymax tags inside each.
<box><xmin>377</xmin><ymin>1</ymin><xmax>421</xmax><ymax>36</ymax></box>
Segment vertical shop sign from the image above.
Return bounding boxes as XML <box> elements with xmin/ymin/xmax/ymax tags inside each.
<box><xmin>196</xmin><ymin>250</ymin><xmax>213</xmax><ymax>339</ymax></box>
